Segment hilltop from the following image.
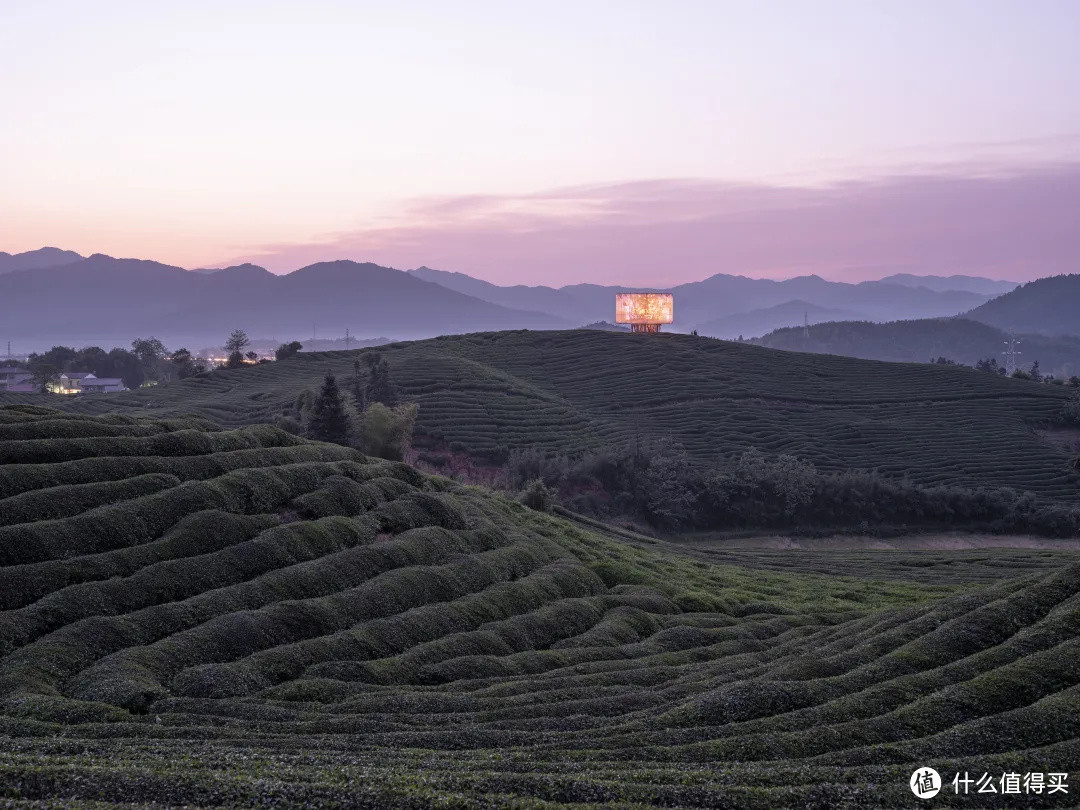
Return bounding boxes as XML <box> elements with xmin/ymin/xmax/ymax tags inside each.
<box><xmin>2</xmin><ymin>405</ymin><xmax>1079</xmax><ymax>807</ymax></box>
<box><xmin>755</xmin><ymin>317</ymin><xmax>1080</xmax><ymax>379</ymax></box>
<box><xmin>967</xmin><ymin>274</ymin><xmax>1080</xmax><ymax>337</ymax></box>
<box><xmin>0</xmin><ymin>246</ymin><xmax>82</xmax><ymax>275</ymax></box>
<box><xmin>17</xmin><ymin>329</ymin><xmax>1078</xmax><ymax>501</ymax></box>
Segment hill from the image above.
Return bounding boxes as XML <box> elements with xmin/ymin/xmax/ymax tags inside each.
<box><xmin>0</xmin><ymin>246</ymin><xmax>82</xmax><ymax>275</ymax></box>
<box><xmin>696</xmin><ymin>299</ymin><xmax>864</xmax><ymax>339</ymax></box>
<box><xmin>2</xmin><ymin>405</ymin><xmax>1079</xmax><ymax>807</ymax></box>
<box><xmin>19</xmin><ymin>329</ymin><xmax>1079</xmax><ymax>501</ymax></box>
<box><xmin>880</xmin><ymin>272</ymin><xmax>1018</xmax><ymax>295</ymax></box>
<box><xmin>966</xmin><ymin>274</ymin><xmax>1080</xmax><ymax>337</ymax></box>
<box><xmin>755</xmin><ymin>318</ymin><xmax>1080</xmax><ymax>379</ymax></box>
<box><xmin>0</xmin><ymin>255</ymin><xmax>570</xmax><ymax>348</ymax></box>
<box><xmin>410</xmin><ymin>267</ymin><xmax>992</xmax><ymax>331</ymax></box>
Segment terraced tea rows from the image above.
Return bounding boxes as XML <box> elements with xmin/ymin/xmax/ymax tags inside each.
<box><xmin>1</xmin><ymin>407</ymin><xmax>1079</xmax><ymax>807</ymax></box>
<box><xmin>11</xmin><ymin>330</ymin><xmax>1076</xmax><ymax>502</ymax></box>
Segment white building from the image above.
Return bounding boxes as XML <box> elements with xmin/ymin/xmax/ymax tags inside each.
<box><xmin>56</xmin><ymin>372</ymin><xmax>126</xmax><ymax>394</ymax></box>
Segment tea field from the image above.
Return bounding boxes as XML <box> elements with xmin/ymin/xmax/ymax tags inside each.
<box><xmin>8</xmin><ymin>330</ymin><xmax>1078</xmax><ymax>501</ymax></box>
<box><xmin>1</xmin><ymin>406</ymin><xmax>1079</xmax><ymax>807</ymax></box>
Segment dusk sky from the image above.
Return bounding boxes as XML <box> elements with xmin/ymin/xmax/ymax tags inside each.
<box><xmin>2</xmin><ymin>0</ymin><xmax>1078</xmax><ymax>285</ymax></box>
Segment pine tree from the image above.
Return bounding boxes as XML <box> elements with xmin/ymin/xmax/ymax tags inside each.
<box><xmin>306</xmin><ymin>373</ymin><xmax>350</xmax><ymax>444</ymax></box>
<box><xmin>351</xmin><ymin>359</ymin><xmax>367</xmax><ymax>410</ymax></box>
<box><xmin>364</xmin><ymin>353</ymin><xmax>397</xmax><ymax>406</ymax></box>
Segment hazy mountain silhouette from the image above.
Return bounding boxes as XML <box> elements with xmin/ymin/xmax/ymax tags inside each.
<box><xmin>696</xmin><ymin>300</ymin><xmax>865</xmax><ymax>339</ymax></box>
<box><xmin>0</xmin><ymin>247</ymin><xmax>83</xmax><ymax>275</ymax></box>
<box><xmin>411</xmin><ymin>266</ymin><xmax>992</xmax><ymax>330</ymax></box>
<box><xmin>0</xmin><ymin>249</ymin><xmax>1033</xmax><ymax>350</ymax></box>
<box><xmin>880</xmin><ymin>273</ymin><xmax>1018</xmax><ymax>295</ymax></box>
<box><xmin>965</xmin><ymin>274</ymin><xmax>1080</xmax><ymax>337</ymax></box>
<box><xmin>0</xmin><ymin>255</ymin><xmax>570</xmax><ymax>347</ymax></box>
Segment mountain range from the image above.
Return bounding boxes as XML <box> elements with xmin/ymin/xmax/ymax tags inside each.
<box><xmin>0</xmin><ymin>246</ymin><xmax>1068</xmax><ymax>350</ymax></box>
<box><xmin>0</xmin><ymin>254</ymin><xmax>568</xmax><ymax>348</ymax></box>
<box><xmin>407</xmin><ymin>266</ymin><xmax>996</xmax><ymax>335</ymax></box>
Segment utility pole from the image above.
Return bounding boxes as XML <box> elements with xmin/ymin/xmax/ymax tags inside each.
<box><xmin>1002</xmin><ymin>336</ymin><xmax>1021</xmax><ymax>375</ymax></box>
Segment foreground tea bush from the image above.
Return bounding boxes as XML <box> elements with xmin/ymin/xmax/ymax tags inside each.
<box><xmin>1</xmin><ymin>407</ymin><xmax>1078</xmax><ymax>808</ymax></box>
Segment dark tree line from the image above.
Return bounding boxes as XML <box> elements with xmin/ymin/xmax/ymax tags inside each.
<box><xmin>24</xmin><ymin>339</ymin><xmax>205</xmax><ymax>391</ymax></box>
<box><xmin>505</xmin><ymin>441</ymin><xmax>1080</xmax><ymax>537</ymax></box>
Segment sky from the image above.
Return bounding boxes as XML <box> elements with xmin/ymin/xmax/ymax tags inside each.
<box><xmin>1</xmin><ymin>0</ymin><xmax>1078</xmax><ymax>286</ymax></box>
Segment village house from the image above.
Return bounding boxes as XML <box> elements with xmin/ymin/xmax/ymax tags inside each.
<box><xmin>56</xmin><ymin>372</ymin><xmax>126</xmax><ymax>394</ymax></box>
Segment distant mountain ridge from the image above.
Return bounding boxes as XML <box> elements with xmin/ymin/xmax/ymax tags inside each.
<box><xmin>0</xmin><ymin>246</ymin><xmax>1058</xmax><ymax>349</ymax></box>
<box><xmin>965</xmin><ymin>274</ymin><xmax>1080</xmax><ymax>337</ymax></box>
<box><xmin>880</xmin><ymin>273</ymin><xmax>1019</xmax><ymax>295</ymax></box>
<box><xmin>696</xmin><ymin>300</ymin><xmax>865</xmax><ymax>339</ymax></box>
<box><xmin>410</xmin><ymin>266</ymin><xmax>993</xmax><ymax>333</ymax></box>
<box><xmin>0</xmin><ymin>247</ymin><xmax>83</xmax><ymax>275</ymax></box>
<box><xmin>0</xmin><ymin>255</ymin><xmax>570</xmax><ymax>348</ymax></box>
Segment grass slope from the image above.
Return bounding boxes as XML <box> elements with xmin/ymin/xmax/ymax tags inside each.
<box><xmin>1</xmin><ymin>407</ymin><xmax>1079</xmax><ymax>807</ymax></box>
<box><xmin>10</xmin><ymin>330</ymin><xmax>1077</xmax><ymax>501</ymax></box>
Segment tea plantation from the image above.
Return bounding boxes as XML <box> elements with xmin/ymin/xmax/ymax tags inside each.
<box><xmin>11</xmin><ymin>330</ymin><xmax>1078</xmax><ymax>501</ymax></box>
<box><xmin>1</xmin><ymin>406</ymin><xmax>1079</xmax><ymax>807</ymax></box>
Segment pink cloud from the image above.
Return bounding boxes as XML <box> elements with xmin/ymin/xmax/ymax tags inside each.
<box><xmin>230</xmin><ymin>163</ymin><xmax>1080</xmax><ymax>285</ymax></box>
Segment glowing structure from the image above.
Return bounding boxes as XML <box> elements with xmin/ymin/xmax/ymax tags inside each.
<box><xmin>615</xmin><ymin>293</ymin><xmax>674</xmax><ymax>333</ymax></box>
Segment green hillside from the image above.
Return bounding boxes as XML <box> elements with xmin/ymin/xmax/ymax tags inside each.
<box><xmin>12</xmin><ymin>329</ymin><xmax>1078</xmax><ymax>501</ymax></box>
<box><xmin>2</xmin><ymin>406</ymin><xmax>1080</xmax><ymax>807</ymax></box>
<box><xmin>967</xmin><ymin>274</ymin><xmax>1080</xmax><ymax>337</ymax></box>
<box><xmin>755</xmin><ymin>317</ymin><xmax>1080</xmax><ymax>379</ymax></box>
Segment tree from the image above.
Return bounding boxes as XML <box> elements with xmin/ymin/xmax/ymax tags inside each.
<box><xmin>169</xmin><ymin>348</ymin><xmax>203</xmax><ymax>379</ymax></box>
<box><xmin>245</xmin><ymin>350</ymin><xmax>259</xmax><ymax>363</ymax></box>
<box><xmin>27</xmin><ymin>361</ymin><xmax>59</xmax><ymax>393</ymax></box>
<box><xmin>351</xmin><ymin>358</ymin><xmax>366</xmax><ymax>409</ymax></box>
<box><xmin>357</xmin><ymin>402</ymin><xmax>416</xmax><ymax>460</ymax></box>
<box><xmin>225</xmin><ymin>329</ymin><xmax>250</xmax><ymax>354</ymax></box>
<box><xmin>1029</xmin><ymin>360</ymin><xmax>1042</xmax><ymax>382</ymax></box>
<box><xmin>275</xmin><ymin>341</ymin><xmax>302</xmax><ymax>361</ymax></box>
<box><xmin>306</xmin><ymin>373</ymin><xmax>351</xmax><ymax>444</ymax></box>
<box><xmin>34</xmin><ymin>345</ymin><xmax>77</xmax><ymax>370</ymax></box>
<box><xmin>363</xmin><ymin>352</ymin><xmax>396</xmax><ymax>406</ymax></box>
<box><xmin>131</xmin><ymin>337</ymin><xmax>169</xmax><ymax>382</ymax></box>
<box><xmin>109</xmin><ymin>348</ymin><xmax>145</xmax><ymax>389</ymax></box>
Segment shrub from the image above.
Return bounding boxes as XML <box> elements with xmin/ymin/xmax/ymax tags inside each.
<box><xmin>519</xmin><ymin>478</ymin><xmax>553</xmax><ymax>512</ymax></box>
<box><xmin>357</xmin><ymin>403</ymin><xmax>417</xmax><ymax>461</ymax></box>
